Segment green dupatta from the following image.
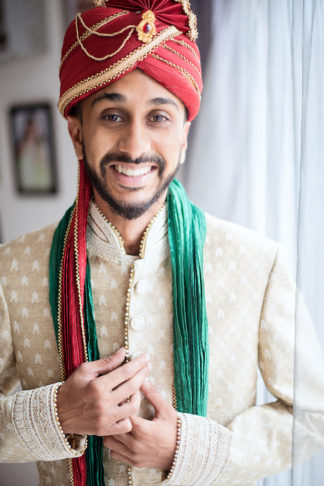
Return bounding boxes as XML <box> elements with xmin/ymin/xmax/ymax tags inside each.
<box><xmin>49</xmin><ymin>178</ymin><xmax>209</xmax><ymax>486</ymax></box>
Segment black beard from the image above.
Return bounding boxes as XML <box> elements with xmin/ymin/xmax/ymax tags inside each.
<box><xmin>82</xmin><ymin>145</ymin><xmax>181</xmax><ymax>220</ymax></box>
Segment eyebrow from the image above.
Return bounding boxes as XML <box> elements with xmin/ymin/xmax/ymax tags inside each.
<box><xmin>91</xmin><ymin>92</ymin><xmax>126</xmax><ymax>107</ymax></box>
<box><xmin>148</xmin><ymin>97</ymin><xmax>179</xmax><ymax>111</ymax></box>
<box><xmin>91</xmin><ymin>93</ymin><xmax>179</xmax><ymax>111</ymax></box>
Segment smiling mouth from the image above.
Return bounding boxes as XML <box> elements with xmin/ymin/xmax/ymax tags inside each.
<box><xmin>112</xmin><ymin>164</ymin><xmax>157</xmax><ymax>178</ymax></box>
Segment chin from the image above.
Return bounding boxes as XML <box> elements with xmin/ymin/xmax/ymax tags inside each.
<box><xmin>83</xmin><ymin>151</ymin><xmax>179</xmax><ymax>220</ymax></box>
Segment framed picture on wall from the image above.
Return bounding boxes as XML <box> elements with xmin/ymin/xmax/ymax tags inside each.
<box><xmin>9</xmin><ymin>103</ymin><xmax>58</xmax><ymax>195</ymax></box>
<box><xmin>63</xmin><ymin>0</ymin><xmax>95</xmax><ymax>27</ymax></box>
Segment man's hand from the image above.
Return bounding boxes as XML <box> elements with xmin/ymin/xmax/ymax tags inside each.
<box><xmin>103</xmin><ymin>379</ymin><xmax>178</xmax><ymax>471</ymax></box>
<box><xmin>56</xmin><ymin>348</ymin><xmax>149</xmax><ymax>437</ymax></box>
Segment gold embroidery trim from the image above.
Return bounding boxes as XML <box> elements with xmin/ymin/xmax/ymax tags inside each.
<box><xmin>92</xmin><ymin>202</ymin><xmax>127</xmax><ymax>254</ymax></box>
<box><xmin>73</xmin><ymin>189</ymin><xmax>89</xmax><ymax>362</ymax></box>
<box><xmin>174</xmin><ymin>0</ymin><xmax>198</xmax><ymax>41</ymax></box>
<box><xmin>57</xmin><ymin>208</ymin><xmax>75</xmax><ymax>382</ymax></box>
<box><xmin>57</xmin><ymin>199</ymin><xmax>81</xmax><ymax>486</ymax></box>
<box><xmin>169</xmin><ymin>37</ymin><xmax>200</xmax><ymax>61</ymax></box>
<box><xmin>151</xmin><ymin>53</ymin><xmax>200</xmax><ymax>95</ymax></box>
<box><xmin>76</xmin><ymin>14</ymin><xmax>136</xmax><ymax>62</ymax></box>
<box><xmin>163</xmin><ymin>44</ymin><xmax>201</xmax><ymax>75</ymax></box>
<box><xmin>58</xmin><ymin>26</ymin><xmax>180</xmax><ymax>115</ymax></box>
<box><xmin>93</xmin><ymin>0</ymin><xmax>106</xmax><ymax>6</ymax></box>
<box><xmin>78</xmin><ymin>12</ymin><xmax>134</xmax><ymax>38</ymax></box>
<box><xmin>57</xmin><ymin>170</ymin><xmax>89</xmax><ymax>381</ymax></box>
<box><xmin>60</xmin><ymin>11</ymin><xmax>129</xmax><ymax>72</ymax></box>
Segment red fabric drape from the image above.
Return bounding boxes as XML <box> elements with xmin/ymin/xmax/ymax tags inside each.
<box><xmin>60</xmin><ymin>162</ymin><xmax>92</xmax><ymax>485</ymax></box>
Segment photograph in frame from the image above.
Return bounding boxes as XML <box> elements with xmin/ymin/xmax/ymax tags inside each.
<box><xmin>9</xmin><ymin>103</ymin><xmax>58</xmax><ymax>195</ymax></box>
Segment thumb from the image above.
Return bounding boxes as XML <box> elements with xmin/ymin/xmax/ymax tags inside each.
<box><xmin>141</xmin><ymin>379</ymin><xmax>169</xmax><ymax>417</ymax></box>
<box><xmin>90</xmin><ymin>348</ymin><xmax>126</xmax><ymax>377</ymax></box>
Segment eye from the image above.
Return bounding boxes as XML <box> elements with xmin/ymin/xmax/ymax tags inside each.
<box><xmin>149</xmin><ymin>113</ymin><xmax>169</xmax><ymax>123</ymax></box>
<box><xmin>102</xmin><ymin>113</ymin><xmax>124</xmax><ymax>123</ymax></box>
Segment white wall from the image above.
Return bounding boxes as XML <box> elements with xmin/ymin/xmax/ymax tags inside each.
<box><xmin>0</xmin><ymin>0</ymin><xmax>77</xmax><ymax>244</ymax></box>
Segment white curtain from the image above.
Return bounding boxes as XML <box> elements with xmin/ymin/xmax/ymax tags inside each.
<box><xmin>184</xmin><ymin>0</ymin><xmax>324</xmax><ymax>485</ymax></box>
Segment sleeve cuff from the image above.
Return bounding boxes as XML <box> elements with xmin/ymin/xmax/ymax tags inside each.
<box><xmin>163</xmin><ymin>413</ymin><xmax>232</xmax><ymax>486</ymax></box>
<box><xmin>12</xmin><ymin>383</ymin><xmax>87</xmax><ymax>461</ymax></box>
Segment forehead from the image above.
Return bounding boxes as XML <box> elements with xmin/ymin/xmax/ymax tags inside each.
<box><xmin>84</xmin><ymin>69</ymin><xmax>185</xmax><ymax>111</ymax></box>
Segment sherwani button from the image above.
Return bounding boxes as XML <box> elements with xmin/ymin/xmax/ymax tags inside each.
<box><xmin>130</xmin><ymin>315</ymin><xmax>146</xmax><ymax>331</ymax></box>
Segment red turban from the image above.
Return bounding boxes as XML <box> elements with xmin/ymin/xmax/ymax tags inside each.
<box><xmin>58</xmin><ymin>0</ymin><xmax>202</xmax><ymax>121</ymax></box>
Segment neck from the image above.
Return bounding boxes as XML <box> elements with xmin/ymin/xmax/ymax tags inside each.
<box><xmin>93</xmin><ymin>192</ymin><xmax>167</xmax><ymax>255</ymax></box>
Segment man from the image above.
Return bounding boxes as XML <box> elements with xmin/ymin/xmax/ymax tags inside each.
<box><xmin>1</xmin><ymin>1</ymin><xmax>324</xmax><ymax>485</ymax></box>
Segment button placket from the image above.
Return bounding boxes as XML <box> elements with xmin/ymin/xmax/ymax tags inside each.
<box><xmin>128</xmin><ymin>267</ymin><xmax>147</xmax><ymax>333</ymax></box>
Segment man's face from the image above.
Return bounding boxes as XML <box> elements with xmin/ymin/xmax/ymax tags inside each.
<box><xmin>68</xmin><ymin>69</ymin><xmax>190</xmax><ymax>219</ymax></box>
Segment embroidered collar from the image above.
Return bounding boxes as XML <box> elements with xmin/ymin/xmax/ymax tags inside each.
<box><xmin>86</xmin><ymin>200</ymin><xmax>169</xmax><ymax>265</ymax></box>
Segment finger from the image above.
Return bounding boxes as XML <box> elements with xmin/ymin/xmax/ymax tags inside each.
<box><xmin>86</xmin><ymin>348</ymin><xmax>126</xmax><ymax>377</ymax></box>
<box><xmin>128</xmin><ymin>414</ymin><xmax>151</xmax><ymax>439</ymax></box>
<box><xmin>112</xmin><ymin>367</ymin><xmax>149</xmax><ymax>403</ymax></box>
<box><xmin>113</xmin><ymin>391</ymin><xmax>143</xmax><ymax>423</ymax></box>
<box><xmin>130</xmin><ymin>390</ymin><xmax>141</xmax><ymax>410</ymax></box>
<box><xmin>130</xmin><ymin>414</ymin><xmax>145</xmax><ymax>428</ymax></box>
<box><xmin>98</xmin><ymin>353</ymin><xmax>149</xmax><ymax>389</ymax></box>
<box><xmin>109</xmin><ymin>451</ymin><xmax>132</xmax><ymax>466</ymax></box>
<box><xmin>108</xmin><ymin>418</ymin><xmax>132</xmax><ymax>435</ymax></box>
<box><xmin>104</xmin><ymin>436</ymin><xmax>132</xmax><ymax>457</ymax></box>
<box><xmin>108</xmin><ymin>431</ymin><xmax>135</xmax><ymax>449</ymax></box>
<box><xmin>140</xmin><ymin>379</ymin><xmax>169</xmax><ymax>416</ymax></box>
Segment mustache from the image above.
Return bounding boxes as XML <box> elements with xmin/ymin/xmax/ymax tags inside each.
<box><xmin>100</xmin><ymin>152</ymin><xmax>165</xmax><ymax>176</ymax></box>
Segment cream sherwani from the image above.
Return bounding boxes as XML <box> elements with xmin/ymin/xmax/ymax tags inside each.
<box><xmin>1</xmin><ymin>202</ymin><xmax>324</xmax><ymax>486</ymax></box>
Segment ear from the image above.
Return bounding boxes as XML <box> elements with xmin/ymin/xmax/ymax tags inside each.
<box><xmin>67</xmin><ymin>116</ymin><xmax>83</xmax><ymax>160</ymax></box>
<box><xmin>180</xmin><ymin>121</ymin><xmax>191</xmax><ymax>165</ymax></box>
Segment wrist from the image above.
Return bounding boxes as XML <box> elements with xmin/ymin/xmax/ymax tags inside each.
<box><xmin>55</xmin><ymin>381</ymin><xmax>73</xmax><ymax>434</ymax></box>
<box><xmin>55</xmin><ymin>382</ymin><xmax>67</xmax><ymax>432</ymax></box>
<box><xmin>53</xmin><ymin>383</ymin><xmax>87</xmax><ymax>455</ymax></box>
<box><xmin>165</xmin><ymin>414</ymin><xmax>181</xmax><ymax>479</ymax></box>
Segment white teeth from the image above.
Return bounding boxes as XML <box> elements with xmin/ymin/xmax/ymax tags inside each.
<box><xmin>115</xmin><ymin>165</ymin><xmax>152</xmax><ymax>177</ymax></box>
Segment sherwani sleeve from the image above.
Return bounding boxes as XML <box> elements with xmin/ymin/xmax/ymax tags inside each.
<box><xmin>0</xmin><ymin>283</ymin><xmax>86</xmax><ymax>463</ymax></box>
<box><xmin>164</xmin><ymin>247</ymin><xmax>324</xmax><ymax>485</ymax></box>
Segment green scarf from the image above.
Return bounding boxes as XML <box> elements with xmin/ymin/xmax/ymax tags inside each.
<box><xmin>49</xmin><ymin>177</ymin><xmax>209</xmax><ymax>486</ymax></box>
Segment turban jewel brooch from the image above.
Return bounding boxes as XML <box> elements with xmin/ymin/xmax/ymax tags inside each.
<box><xmin>93</xmin><ymin>0</ymin><xmax>198</xmax><ymax>41</ymax></box>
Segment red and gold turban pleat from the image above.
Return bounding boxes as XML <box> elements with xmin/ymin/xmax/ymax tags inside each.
<box><xmin>58</xmin><ymin>1</ymin><xmax>203</xmax><ymax>121</ymax></box>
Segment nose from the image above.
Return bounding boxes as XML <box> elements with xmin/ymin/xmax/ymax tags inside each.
<box><xmin>117</xmin><ymin>118</ymin><xmax>151</xmax><ymax>160</ymax></box>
